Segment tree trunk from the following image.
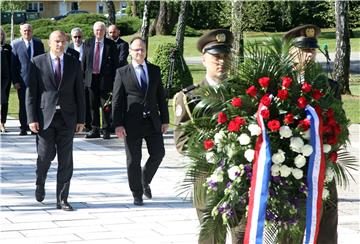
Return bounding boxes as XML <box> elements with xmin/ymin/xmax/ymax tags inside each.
<box><xmin>156</xmin><ymin>1</ymin><xmax>168</xmax><ymax>35</ymax></box>
<box><xmin>149</xmin><ymin>13</ymin><xmax>159</xmax><ymax>36</ymax></box>
<box><xmin>141</xmin><ymin>0</ymin><xmax>151</xmax><ymax>56</ymax></box>
<box><xmin>230</xmin><ymin>0</ymin><xmax>245</xmax><ymax>75</ymax></box>
<box><xmin>175</xmin><ymin>0</ymin><xmax>188</xmax><ymax>55</ymax></box>
<box><xmin>105</xmin><ymin>0</ymin><xmax>116</xmax><ymax>25</ymax></box>
<box><xmin>131</xmin><ymin>0</ymin><xmax>138</xmax><ymax>17</ymax></box>
<box><xmin>333</xmin><ymin>0</ymin><xmax>351</xmax><ymax>94</ymax></box>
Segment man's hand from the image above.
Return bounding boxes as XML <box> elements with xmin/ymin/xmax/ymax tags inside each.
<box><xmin>14</xmin><ymin>83</ymin><xmax>21</xmax><ymax>90</ymax></box>
<box><xmin>115</xmin><ymin>126</ymin><xmax>127</xmax><ymax>138</ymax></box>
<box><xmin>162</xmin><ymin>123</ymin><xmax>169</xmax><ymax>134</ymax></box>
<box><xmin>75</xmin><ymin>123</ymin><xmax>84</xmax><ymax>133</ymax></box>
<box><xmin>29</xmin><ymin>122</ymin><xmax>39</xmax><ymax>133</ymax></box>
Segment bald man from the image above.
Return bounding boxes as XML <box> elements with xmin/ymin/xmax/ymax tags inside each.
<box><xmin>107</xmin><ymin>24</ymin><xmax>129</xmax><ymax>67</ymax></box>
<box><xmin>26</xmin><ymin>30</ymin><xmax>85</xmax><ymax>211</ymax></box>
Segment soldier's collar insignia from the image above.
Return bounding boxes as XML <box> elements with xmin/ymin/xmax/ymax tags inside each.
<box><xmin>305</xmin><ymin>27</ymin><xmax>315</xmax><ymax>38</ymax></box>
<box><xmin>216</xmin><ymin>33</ymin><xmax>226</xmax><ymax>43</ymax></box>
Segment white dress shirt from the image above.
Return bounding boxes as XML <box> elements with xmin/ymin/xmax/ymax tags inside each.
<box><xmin>49</xmin><ymin>52</ymin><xmax>64</xmax><ymax>78</ymax></box>
<box><xmin>74</xmin><ymin>43</ymin><xmax>83</xmax><ymax>61</ymax></box>
<box><xmin>132</xmin><ymin>61</ymin><xmax>149</xmax><ymax>87</ymax></box>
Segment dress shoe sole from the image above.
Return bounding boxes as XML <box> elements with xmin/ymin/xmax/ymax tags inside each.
<box><xmin>56</xmin><ymin>204</ymin><xmax>74</xmax><ymax>211</ymax></box>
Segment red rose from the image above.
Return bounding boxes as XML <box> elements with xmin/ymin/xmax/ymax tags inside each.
<box><xmin>258</xmin><ymin>76</ymin><xmax>271</xmax><ymax>88</ymax></box>
<box><xmin>327</xmin><ymin>135</ymin><xmax>338</xmax><ymax>145</ymax></box>
<box><xmin>228</xmin><ymin>120</ymin><xmax>241</xmax><ymax>132</ymax></box>
<box><xmin>298</xmin><ymin>118</ymin><xmax>311</xmax><ymax>131</ymax></box>
<box><xmin>217</xmin><ymin>112</ymin><xmax>228</xmax><ymax>124</ymax></box>
<box><xmin>301</xmin><ymin>82</ymin><xmax>312</xmax><ymax>93</ymax></box>
<box><xmin>104</xmin><ymin>106</ymin><xmax>111</xmax><ymax>112</ymax></box>
<box><xmin>261</xmin><ymin>94</ymin><xmax>271</xmax><ymax>106</ymax></box>
<box><xmin>281</xmin><ymin>76</ymin><xmax>292</xmax><ymax>88</ymax></box>
<box><xmin>323</xmin><ymin>125</ymin><xmax>332</xmax><ymax>134</ymax></box>
<box><xmin>277</xmin><ymin>89</ymin><xmax>289</xmax><ymax>101</ymax></box>
<box><xmin>312</xmin><ymin>89</ymin><xmax>324</xmax><ymax>100</ymax></box>
<box><xmin>315</xmin><ymin>105</ymin><xmax>322</xmax><ymax>115</ymax></box>
<box><xmin>284</xmin><ymin>113</ymin><xmax>294</xmax><ymax>124</ymax></box>
<box><xmin>329</xmin><ymin>151</ymin><xmax>338</xmax><ymax>163</ymax></box>
<box><xmin>246</xmin><ymin>86</ymin><xmax>257</xmax><ymax>97</ymax></box>
<box><xmin>234</xmin><ymin>116</ymin><xmax>246</xmax><ymax>126</ymax></box>
<box><xmin>267</xmin><ymin>120</ymin><xmax>281</xmax><ymax>131</ymax></box>
<box><xmin>326</xmin><ymin>108</ymin><xmax>334</xmax><ymax>118</ymax></box>
<box><xmin>333</xmin><ymin>123</ymin><xmax>341</xmax><ymax>135</ymax></box>
<box><xmin>261</xmin><ymin>109</ymin><xmax>270</xmax><ymax>119</ymax></box>
<box><xmin>231</xmin><ymin>97</ymin><xmax>242</xmax><ymax>107</ymax></box>
<box><xmin>297</xmin><ymin>97</ymin><xmax>307</xmax><ymax>109</ymax></box>
<box><xmin>204</xmin><ymin>139</ymin><xmax>214</xmax><ymax>150</ymax></box>
<box><xmin>327</xmin><ymin>117</ymin><xmax>337</xmax><ymax>127</ymax></box>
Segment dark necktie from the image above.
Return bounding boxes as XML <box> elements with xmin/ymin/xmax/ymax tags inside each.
<box><xmin>139</xmin><ymin>64</ymin><xmax>147</xmax><ymax>93</ymax></box>
<box><xmin>54</xmin><ymin>57</ymin><xmax>61</xmax><ymax>87</ymax></box>
<box><xmin>27</xmin><ymin>42</ymin><xmax>31</xmax><ymax>58</ymax></box>
<box><xmin>93</xmin><ymin>42</ymin><xmax>100</xmax><ymax>74</ymax></box>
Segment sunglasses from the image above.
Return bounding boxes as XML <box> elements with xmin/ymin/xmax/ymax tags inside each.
<box><xmin>73</xmin><ymin>36</ymin><xmax>82</xmax><ymax>39</ymax></box>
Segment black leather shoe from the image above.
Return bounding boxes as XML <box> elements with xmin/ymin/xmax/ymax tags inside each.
<box><xmin>56</xmin><ymin>201</ymin><xmax>74</xmax><ymax>211</ymax></box>
<box><xmin>102</xmin><ymin>131</ymin><xmax>110</xmax><ymax>139</ymax></box>
<box><xmin>35</xmin><ymin>185</ymin><xmax>45</xmax><ymax>202</ymax></box>
<box><xmin>133</xmin><ymin>196</ymin><xmax>144</xmax><ymax>206</ymax></box>
<box><xmin>19</xmin><ymin>129</ymin><xmax>27</xmax><ymax>136</ymax></box>
<box><xmin>143</xmin><ymin>185</ymin><xmax>152</xmax><ymax>199</ymax></box>
<box><xmin>85</xmin><ymin>129</ymin><xmax>100</xmax><ymax>139</ymax></box>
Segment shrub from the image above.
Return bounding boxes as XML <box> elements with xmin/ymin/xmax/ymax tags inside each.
<box><xmin>152</xmin><ymin>42</ymin><xmax>193</xmax><ymax>98</ymax></box>
<box><xmin>116</xmin><ymin>16</ymin><xmax>142</xmax><ymax>35</ymax></box>
<box><xmin>58</xmin><ymin>13</ymin><xmax>106</xmax><ymax>25</ymax></box>
<box><xmin>171</xmin><ymin>25</ymin><xmax>202</xmax><ymax>37</ymax></box>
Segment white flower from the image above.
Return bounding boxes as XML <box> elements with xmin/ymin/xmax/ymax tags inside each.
<box><xmin>301</xmin><ymin>144</ymin><xmax>313</xmax><ymax>157</ymax></box>
<box><xmin>226</xmin><ymin>143</ymin><xmax>237</xmax><ymax>159</ymax></box>
<box><xmin>323</xmin><ymin>144</ymin><xmax>331</xmax><ymax>153</ymax></box>
<box><xmin>272</xmin><ymin>149</ymin><xmax>286</xmax><ymax>164</ymax></box>
<box><xmin>206</xmin><ymin>152</ymin><xmax>216</xmax><ymax>164</ymax></box>
<box><xmin>294</xmin><ymin>155</ymin><xmax>306</xmax><ymax>168</ymax></box>
<box><xmin>271</xmin><ymin>164</ymin><xmax>281</xmax><ymax>176</ymax></box>
<box><xmin>280</xmin><ymin>165</ymin><xmax>291</xmax><ymax>177</ymax></box>
<box><xmin>244</xmin><ymin>149</ymin><xmax>255</xmax><ymax>162</ymax></box>
<box><xmin>238</xmin><ymin>133</ymin><xmax>251</xmax><ymax>145</ymax></box>
<box><xmin>325</xmin><ymin>167</ymin><xmax>335</xmax><ymax>183</ymax></box>
<box><xmin>248</xmin><ymin>124</ymin><xmax>261</xmax><ymax>136</ymax></box>
<box><xmin>290</xmin><ymin>137</ymin><xmax>304</xmax><ymax>153</ymax></box>
<box><xmin>302</xmin><ymin>129</ymin><xmax>311</xmax><ymax>140</ymax></box>
<box><xmin>279</xmin><ymin>126</ymin><xmax>293</xmax><ymax>139</ymax></box>
<box><xmin>228</xmin><ymin>166</ymin><xmax>241</xmax><ymax>181</ymax></box>
<box><xmin>322</xmin><ymin>189</ymin><xmax>329</xmax><ymax>200</ymax></box>
<box><xmin>209</xmin><ymin>167</ymin><xmax>224</xmax><ymax>183</ymax></box>
<box><xmin>292</xmin><ymin>168</ymin><xmax>304</xmax><ymax>179</ymax></box>
<box><xmin>214</xmin><ymin>130</ymin><xmax>226</xmax><ymax>145</ymax></box>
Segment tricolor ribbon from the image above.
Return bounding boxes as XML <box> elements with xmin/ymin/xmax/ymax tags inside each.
<box><xmin>244</xmin><ymin>102</ymin><xmax>272</xmax><ymax>244</ymax></box>
<box><xmin>304</xmin><ymin>105</ymin><xmax>326</xmax><ymax>244</ymax></box>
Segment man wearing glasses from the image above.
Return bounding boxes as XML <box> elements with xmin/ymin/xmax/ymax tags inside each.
<box><xmin>69</xmin><ymin>28</ymin><xmax>83</xmax><ymax>61</ymax></box>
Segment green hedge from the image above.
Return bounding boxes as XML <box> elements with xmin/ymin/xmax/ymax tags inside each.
<box><xmin>171</xmin><ymin>25</ymin><xmax>202</xmax><ymax>37</ymax></box>
<box><xmin>152</xmin><ymin>42</ymin><xmax>193</xmax><ymax>98</ymax></box>
<box><xmin>116</xmin><ymin>16</ymin><xmax>142</xmax><ymax>36</ymax></box>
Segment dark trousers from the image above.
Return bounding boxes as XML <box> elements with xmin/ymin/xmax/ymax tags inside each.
<box><xmin>36</xmin><ymin>112</ymin><xmax>75</xmax><ymax>201</ymax></box>
<box><xmin>17</xmin><ymin>82</ymin><xmax>27</xmax><ymax>130</ymax></box>
<box><xmin>1</xmin><ymin>79</ymin><xmax>11</xmax><ymax>124</ymax></box>
<box><xmin>84</xmin><ymin>87</ymin><xmax>92</xmax><ymax>130</ymax></box>
<box><xmin>88</xmin><ymin>74</ymin><xmax>111</xmax><ymax>132</ymax></box>
<box><xmin>124</xmin><ymin>119</ymin><xmax>165</xmax><ymax>197</ymax></box>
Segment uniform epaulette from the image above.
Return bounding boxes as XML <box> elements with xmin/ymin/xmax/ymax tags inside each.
<box><xmin>182</xmin><ymin>84</ymin><xmax>199</xmax><ymax>94</ymax></box>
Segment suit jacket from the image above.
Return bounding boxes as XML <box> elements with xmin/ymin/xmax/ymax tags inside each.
<box><xmin>114</xmin><ymin>37</ymin><xmax>129</xmax><ymax>67</ymax></box>
<box><xmin>112</xmin><ymin>62</ymin><xmax>169</xmax><ymax>134</ymax></box>
<box><xmin>65</xmin><ymin>47</ymin><xmax>80</xmax><ymax>61</ymax></box>
<box><xmin>69</xmin><ymin>43</ymin><xmax>83</xmax><ymax>61</ymax></box>
<box><xmin>11</xmin><ymin>37</ymin><xmax>45</xmax><ymax>87</ymax></box>
<box><xmin>82</xmin><ymin>37</ymin><xmax>119</xmax><ymax>91</ymax></box>
<box><xmin>26</xmin><ymin>53</ymin><xmax>85</xmax><ymax>130</ymax></box>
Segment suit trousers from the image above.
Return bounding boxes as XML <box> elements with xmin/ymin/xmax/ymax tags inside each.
<box><xmin>84</xmin><ymin>87</ymin><xmax>92</xmax><ymax>130</ymax></box>
<box><xmin>35</xmin><ymin>111</ymin><xmax>75</xmax><ymax>200</ymax></box>
<box><xmin>88</xmin><ymin>74</ymin><xmax>111</xmax><ymax>132</ymax></box>
<box><xmin>17</xmin><ymin>82</ymin><xmax>28</xmax><ymax>130</ymax></box>
<box><xmin>124</xmin><ymin>118</ymin><xmax>165</xmax><ymax>197</ymax></box>
<box><xmin>1</xmin><ymin>79</ymin><xmax>11</xmax><ymax>124</ymax></box>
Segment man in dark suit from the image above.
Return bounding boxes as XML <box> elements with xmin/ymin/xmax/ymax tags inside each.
<box><xmin>26</xmin><ymin>30</ymin><xmax>85</xmax><ymax>211</ymax></box>
<box><xmin>11</xmin><ymin>23</ymin><xmax>45</xmax><ymax>135</ymax></box>
<box><xmin>69</xmin><ymin>27</ymin><xmax>84</xmax><ymax>61</ymax></box>
<box><xmin>112</xmin><ymin>37</ymin><xmax>169</xmax><ymax>206</ymax></box>
<box><xmin>107</xmin><ymin>24</ymin><xmax>129</xmax><ymax>67</ymax></box>
<box><xmin>82</xmin><ymin>21</ymin><xmax>119</xmax><ymax>139</ymax></box>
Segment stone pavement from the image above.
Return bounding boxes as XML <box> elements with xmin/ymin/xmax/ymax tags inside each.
<box><xmin>1</xmin><ymin>119</ymin><xmax>359</xmax><ymax>243</ymax></box>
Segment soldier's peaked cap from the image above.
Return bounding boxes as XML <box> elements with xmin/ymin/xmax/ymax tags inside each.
<box><xmin>283</xmin><ymin>24</ymin><xmax>321</xmax><ymax>49</ymax></box>
<box><xmin>197</xmin><ymin>29</ymin><xmax>234</xmax><ymax>54</ymax></box>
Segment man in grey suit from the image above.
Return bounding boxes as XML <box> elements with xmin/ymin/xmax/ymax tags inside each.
<box><xmin>112</xmin><ymin>37</ymin><xmax>169</xmax><ymax>206</ymax></box>
<box><xmin>11</xmin><ymin>23</ymin><xmax>45</xmax><ymax>135</ymax></box>
<box><xmin>26</xmin><ymin>30</ymin><xmax>85</xmax><ymax>211</ymax></box>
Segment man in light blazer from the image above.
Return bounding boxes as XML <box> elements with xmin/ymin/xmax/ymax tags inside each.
<box><xmin>26</xmin><ymin>30</ymin><xmax>85</xmax><ymax>211</ymax></box>
<box><xmin>112</xmin><ymin>37</ymin><xmax>169</xmax><ymax>206</ymax></box>
<box><xmin>82</xmin><ymin>21</ymin><xmax>119</xmax><ymax>139</ymax></box>
<box><xmin>11</xmin><ymin>23</ymin><xmax>45</xmax><ymax>135</ymax></box>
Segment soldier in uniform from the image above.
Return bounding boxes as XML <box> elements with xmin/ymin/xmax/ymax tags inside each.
<box><xmin>284</xmin><ymin>24</ymin><xmax>340</xmax><ymax>244</ymax></box>
<box><xmin>173</xmin><ymin>29</ymin><xmax>244</xmax><ymax>244</ymax></box>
